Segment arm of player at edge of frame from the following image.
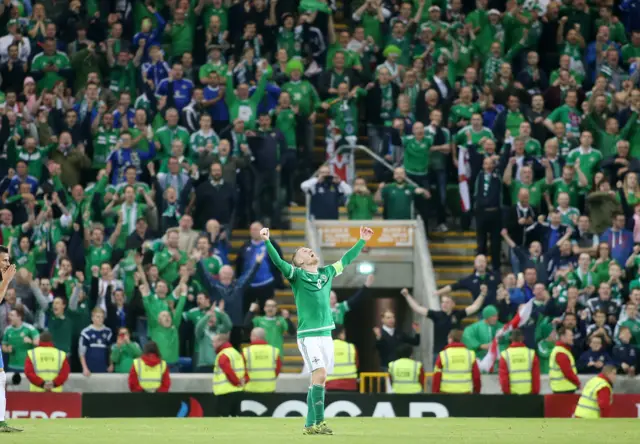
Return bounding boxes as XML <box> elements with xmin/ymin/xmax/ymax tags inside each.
<box><xmin>262</xmin><ymin>227</ymin><xmax>374</xmax><ymax>277</ymax></box>
<box><xmin>0</xmin><ymin>264</ymin><xmax>16</xmax><ymax>304</ymax></box>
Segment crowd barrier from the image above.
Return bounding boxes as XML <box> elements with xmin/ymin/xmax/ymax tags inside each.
<box><xmin>6</xmin><ymin>392</ymin><xmax>640</xmax><ymax>418</ymax></box>
<box><xmin>8</xmin><ymin>373</ymin><xmax>640</xmax><ymax>394</ymax></box>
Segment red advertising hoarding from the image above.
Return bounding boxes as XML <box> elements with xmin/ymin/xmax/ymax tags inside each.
<box><xmin>545</xmin><ymin>394</ymin><xmax>640</xmax><ymax>418</ymax></box>
<box><xmin>6</xmin><ymin>392</ymin><xmax>82</xmax><ymax>419</ymax></box>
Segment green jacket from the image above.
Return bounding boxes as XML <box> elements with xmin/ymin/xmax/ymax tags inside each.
<box><xmin>150</xmin><ymin>296</ymin><xmax>186</xmax><ymax>364</ymax></box>
<box><xmin>194</xmin><ymin>310</ymin><xmax>232</xmax><ymax>367</ymax></box>
<box><xmin>111</xmin><ymin>342</ymin><xmax>143</xmax><ymax>373</ymax></box>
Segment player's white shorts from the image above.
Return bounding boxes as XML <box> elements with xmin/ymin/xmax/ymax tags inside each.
<box><xmin>297</xmin><ymin>336</ymin><xmax>334</xmax><ymax>375</ymax></box>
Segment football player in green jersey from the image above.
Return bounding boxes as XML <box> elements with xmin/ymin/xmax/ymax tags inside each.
<box><xmin>261</xmin><ymin>226</ymin><xmax>374</xmax><ymax>435</ymax></box>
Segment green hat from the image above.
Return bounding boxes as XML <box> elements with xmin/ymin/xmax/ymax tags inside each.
<box><xmin>7</xmin><ymin>19</ymin><xmax>18</xmax><ymax>30</ymax></box>
<box><xmin>383</xmin><ymin>45</ymin><xmax>401</xmax><ymax>58</ymax></box>
<box><xmin>286</xmin><ymin>59</ymin><xmax>304</xmax><ymax>75</ymax></box>
<box><xmin>482</xmin><ymin>305</ymin><xmax>498</xmax><ymax>318</ymax></box>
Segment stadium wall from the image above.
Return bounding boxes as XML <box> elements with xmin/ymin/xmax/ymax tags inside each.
<box><xmin>6</xmin><ymin>373</ymin><xmax>640</xmax><ymax>394</ymax></box>
<box><xmin>7</xmin><ymin>393</ymin><xmax>640</xmax><ymax>418</ymax></box>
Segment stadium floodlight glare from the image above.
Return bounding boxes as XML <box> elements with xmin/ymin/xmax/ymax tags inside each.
<box><xmin>357</xmin><ymin>262</ymin><xmax>375</xmax><ymax>275</ymax></box>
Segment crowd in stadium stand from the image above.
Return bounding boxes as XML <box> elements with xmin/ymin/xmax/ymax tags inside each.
<box><xmin>0</xmin><ymin>0</ymin><xmax>639</xmax><ymax>384</ymax></box>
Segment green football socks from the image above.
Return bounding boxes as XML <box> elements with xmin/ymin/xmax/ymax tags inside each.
<box><xmin>311</xmin><ymin>384</ymin><xmax>325</xmax><ymax>424</ymax></box>
<box><xmin>305</xmin><ymin>387</ymin><xmax>315</xmax><ymax>427</ymax></box>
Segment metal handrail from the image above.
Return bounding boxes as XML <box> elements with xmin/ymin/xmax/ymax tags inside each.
<box><xmin>303</xmin><ymin>144</ymin><xmax>419</xmax><ymax>220</ymax></box>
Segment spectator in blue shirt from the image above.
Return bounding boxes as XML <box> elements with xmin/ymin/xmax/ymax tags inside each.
<box><xmin>133</xmin><ymin>5</ymin><xmax>166</xmax><ymax>64</ymax></box>
<box><xmin>79</xmin><ymin>307</ymin><xmax>113</xmax><ymax>375</ymax></box>
<box><xmin>143</xmin><ymin>44</ymin><xmax>171</xmax><ymax>89</ymax></box>
<box><xmin>235</xmin><ymin>222</ymin><xmax>286</xmax><ymax>312</ymax></box>
<box><xmin>157</xmin><ymin>63</ymin><xmax>194</xmax><ymax>112</ymax></box>
<box><xmin>251</xmin><ymin>68</ymin><xmax>281</xmax><ymax>115</ymax></box>
<box><xmin>600</xmin><ymin>212</ymin><xmax>634</xmax><ymax>266</ymax></box>
<box><xmin>578</xmin><ymin>335</ymin><xmax>615</xmax><ymax>373</ymax></box>
<box><xmin>6</xmin><ymin>161</ymin><xmax>38</xmax><ymax>197</ymax></box>
<box><xmin>107</xmin><ymin>132</ymin><xmax>156</xmax><ymax>185</ymax></box>
<box><xmin>613</xmin><ymin>326</ymin><xmax>638</xmax><ymax>375</ymax></box>
<box><xmin>112</xmin><ymin>91</ymin><xmax>136</xmax><ymax>129</ymax></box>
<box><xmin>203</xmin><ymin>71</ymin><xmax>229</xmax><ymax>134</ymax></box>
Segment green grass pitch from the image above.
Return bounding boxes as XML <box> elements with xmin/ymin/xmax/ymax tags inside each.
<box><xmin>1</xmin><ymin>418</ymin><xmax>639</xmax><ymax>443</ymax></box>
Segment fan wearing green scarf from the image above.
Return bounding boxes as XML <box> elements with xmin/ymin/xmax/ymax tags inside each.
<box><xmin>376</xmin><ymin>45</ymin><xmax>404</xmax><ymax>84</ymax></box>
<box><xmin>102</xmin><ymin>185</ymin><xmax>154</xmax><ymax>250</ymax></box>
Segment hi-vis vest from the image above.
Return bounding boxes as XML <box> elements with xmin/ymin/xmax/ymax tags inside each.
<box><xmin>28</xmin><ymin>347</ymin><xmax>66</xmax><ymax>392</ymax></box>
<box><xmin>327</xmin><ymin>339</ymin><xmax>357</xmax><ymax>382</ymax></box>
<box><xmin>388</xmin><ymin>358</ymin><xmax>423</xmax><ymax>394</ymax></box>
<box><xmin>213</xmin><ymin>347</ymin><xmax>246</xmax><ymax>395</ymax></box>
<box><xmin>549</xmin><ymin>345</ymin><xmax>579</xmax><ymax>392</ymax></box>
<box><xmin>133</xmin><ymin>358</ymin><xmax>167</xmax><ymax>393</ymax></box>
<box><xmin>501</xmin><ymin>347</ymin><xmax>535</xmax><ymax>394</ymax></box>
<box><xmin>438</xmin><ymin>347</ymin><xmax>475</xmax><ymax>394</ymax></box>
<box><xmin>574</xmin><ymin>375</ymin><xmax>613</xmax><ymax>418</ymax></box>
<box><xmin>243</xmin><ymin>343</ymin><xmax>278</xmax><ymax>393</ymax></box>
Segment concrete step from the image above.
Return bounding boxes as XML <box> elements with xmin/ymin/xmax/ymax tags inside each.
<box><xmin>429</xmin><ymin>231</ymin><xmax>477</xmax><ymax>239</ymax></box>
<box><xmin>429</xmin><ymin>243</ymin><xmax>478</xmax><ymax>255</ymax></box>
<box><xmin>281</xmin><ymin>366</ymin><xmax>302</xmax><ymax>374</ymax></box>
<box><xmin>430</xmin><ymin>255</ymin><xmax>478</xmax><ymax>264</ymax></box>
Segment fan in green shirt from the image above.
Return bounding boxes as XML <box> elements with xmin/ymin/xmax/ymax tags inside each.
<box><xmin>153</xmin><ymin>109</ymin><xmax>191</xmax><ymax>159</ymax></box>
<box><xmin>376</xmin><ymin>169</ymin><xmax>429</xmax><ymax>219</ymax></box>
<box><xmin>248</xmin><ymin>300</ymin><xmax>294</xmax><ymax>357</ymax></box>
<box><xmin>15</xmin><ymin>138</ymin><xmax>52</xmax><ymax>181</ymax></box>
<box><xmin>91</xmin><ymin>114</ymin><xmax>119</xmax><ymax>170</ymax></box>
<box><xmin>544</xmin><ymin>91</ymin><xmax>582</xmax><ymax>138</ymax></box>
<box><xmin>282</xmin><ymin>60</ymin><xmax>321</xmax><ymax>118</ymax></box>
<box><xmin>153</xmin><ymin>229</ymin><xmax>189</xmax><ymax>286</ymax></box>
<box><xmin>193</xmin><ymin>306</ymin><xmax>232</xmax><ymax>369</ymax></box>
<box><xmin>12</xmin><ymin>236</ymin><xmax>44</xmax><ymax>276</ymax></box>
<box><xmin>449</xmin><ymin>87</ymin><xmax>481</xmax><ymax>128</ymax></box>
<box><xmin>347</xmin><ymin>178</ymin><xmax>378</xmax><ymax>220</ymax></box>
<box><xmin>167</xmin><ymin>7</ymin><xmax>196</xmax><ymax>58</ymax></box>
<box><xmin>84</xmin><ymin>218</ymin><xmax>122</xmax><ymax>283</ymax></box>
<box><xmin>321</xmin><ymin>84</ymin><xmax>367</xmax><ymax>144</ymax></box>
<box><xmin>272</xmin><ymin>92</ymin><xmax>298</xmax><ymax>150</ymax></box>
<box><xmin>30</xmin><ymin>40</ymin><xmax>71</xmax><ymax>92</ymax></box>
<box><xmin>504</xmin><ymin>164</ymin><xmax>546</xmax><ymax>209</ymax></box>
<box><xmin>466</xmin><ymin>5</ymin><xmax>492</xmax><ymax>55</ymax></box>
<box><xmin>2</xmin><ymin>313</ymin><xmax>39</xmax><ymax>371</ymax></box>
<box><xmin>110</xmin><ymin>331</ymin><xmax>143</xmax><ymax>373</ymax></box>
<box><xmin>202</xmin><ymin>0</ymin><xmax>228</xmax><ymax>33</ymax></box>
<box><xmin>145</xmin><ymin>287</ymin><xmax>187</xmax><ymax>366</ymax></box>
<box><xmin>47</xmin><ymin>297</ymin><xmax>75</xmax><ymax>354</ymax></box>
<box><xmin>546</xmin><ymin>164</ymin><xmax>588</xmax><ymax>207</ymax></box>
<box><xmin>402</xmin><ymin>122</ymin><xmax>432</xmax><ymax>176</ymax></box>
<box><xmin>225</xmin><ymin>62</ymin><xmax>272</xmax><ymax>130</ymax></box>
<box><xmin>621</xmin><ymin>36</ymin><xmax>640</xmax><ymax>66</ymax></box>
<box><xmin>565</xmin><ymin>142</ymin><xmax>603</xmax><ymax>186</ymax></box>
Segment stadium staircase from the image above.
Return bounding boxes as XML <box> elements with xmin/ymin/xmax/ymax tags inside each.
<box><xmin>428</xmin><ymin>231</ymin><xmax>479</xmax><ymax>326</ymax></box>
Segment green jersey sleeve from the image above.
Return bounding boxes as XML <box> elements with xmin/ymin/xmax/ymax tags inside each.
<box><xmin>265</xmin><ymin>240</ymin><xmax>296</xmax><ymax>281</ymax></box>
<box><xmin>331</xmin><ymin>239</ymin><xmax>366</xmax><ymax>276</ymax></box>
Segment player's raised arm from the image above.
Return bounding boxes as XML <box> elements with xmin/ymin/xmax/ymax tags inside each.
<box><xmin>331</xmin><ymin>226</ymin><xmax>374</xmax><ymax>275</ymax></box>
<box><xmin>261</xmin><ymin>228</ymin><xmax>295</xmax><ymax>278</ymax></box>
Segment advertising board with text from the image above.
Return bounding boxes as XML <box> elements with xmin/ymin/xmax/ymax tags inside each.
<box><xmin>317</xmin><ymin>226</ymin><xmax>414</xmax><ymax>248</ymax></box>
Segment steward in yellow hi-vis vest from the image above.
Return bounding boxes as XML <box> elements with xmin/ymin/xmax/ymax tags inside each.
<box><xmin>498</xmin><ymin>329</ymin><xmax>540</xmax><ymax>394</ymax></box>
<box><xmin>549</xmin><ymin>327</ymin><xmax>580</xmax><ymax>393</ymax></box>
<box><xmin>129</xmin><ymin>341</ymin><xmax>171</xmax><ymax>393</ymax></box>
<box><xmin>575</xmin><ymin>365</ymin><xmax>617</xmax><ymax>419</ymax></box>
<box><xmin>213</xmin><ymin>334</ymin><xmax>246</xmax><ymax>417</ymax></box>
<box><xmin>433</xmin><ymin>329</ymin><xmax>481</xmax><ymax>394</ymax></box>
<box><xmin>326</xmin><ymin>327</ymin><xmax>358</xmax><ymax>391</ymax></box>
<box><xmin>243</xmin><ymin>328</ymin><xmax>281</xmax><ymax>393</ymax></box>
<box><xmin>388</xmin><ymin>344</ymin><xmax>424</xmax><ymax>394</ymax></box>
<box><xmin>24</xmin><ymin>332</ymin><xmax>70</xmax><ymax>392</ymax></box>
